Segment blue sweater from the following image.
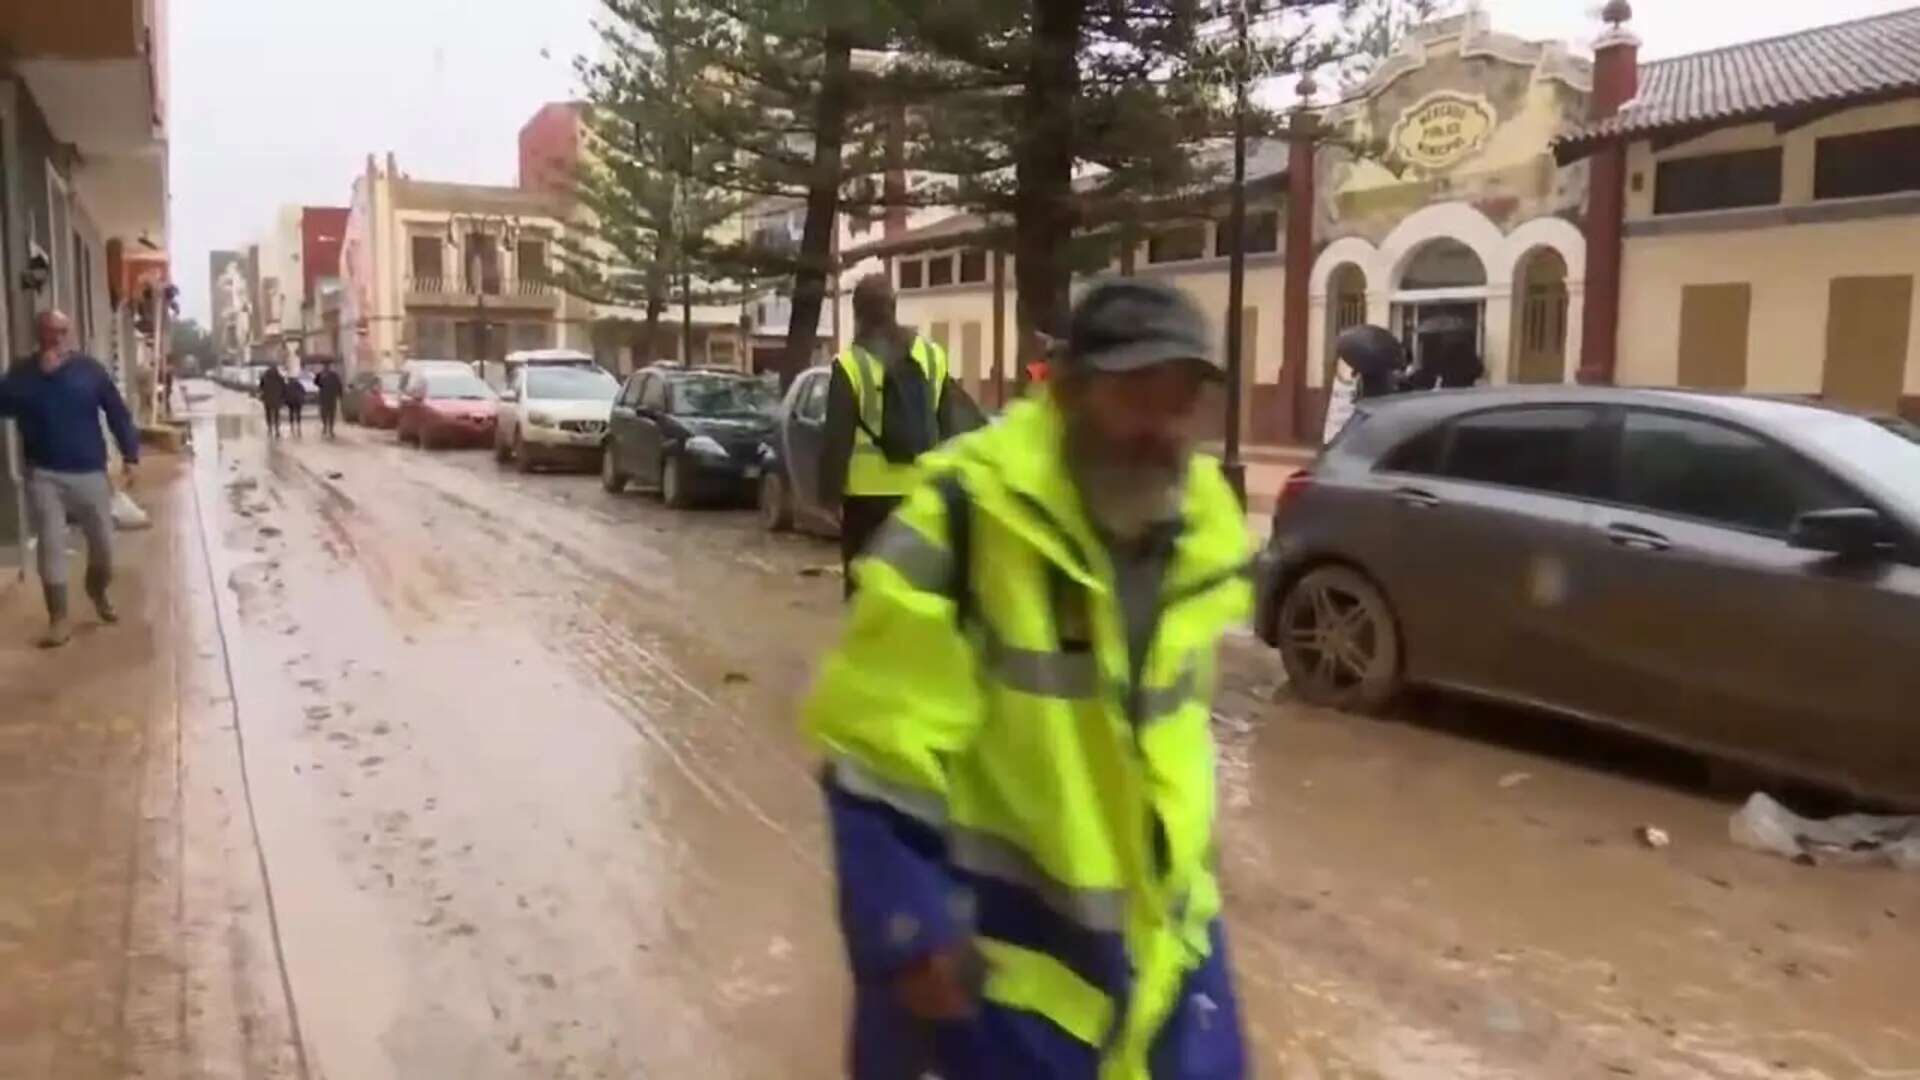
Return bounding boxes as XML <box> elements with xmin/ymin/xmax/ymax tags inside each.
<box><xmin>0</xmin><ymin>353</ymin><xmax>140</xmax><ymax>472</ymax></box>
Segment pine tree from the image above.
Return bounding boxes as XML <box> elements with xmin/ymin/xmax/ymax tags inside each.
<box><xmin>553</xmin><ymin>0</ymin><xmax>741</xmax><ymax>369</ymax></box>
<box><xmin>890</xmin><ymin>0</ymin><xmax>1446</xmax><ymax>348</ymax></box>
<box><xmin>658</xmin><ymin>0</ymin><xmax>925</xmax><ymax>380</ymax></box>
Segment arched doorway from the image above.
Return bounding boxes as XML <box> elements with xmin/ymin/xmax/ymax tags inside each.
<box><xmin>1323</xmin><ymin>262</ymin><xmax>1369</xmax><ymax>386</ymax></box>
<box><xmin>1512</xmin><ymin>247</ymin><xmax>1569</xmax><ymax>383</ymax></box>
<box><xmin>1394</xmin><ymin>238</ymin><xmax>1488</xmax><ymax>380</ymax></box>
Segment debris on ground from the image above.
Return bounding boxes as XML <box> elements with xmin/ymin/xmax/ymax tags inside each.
<box><xmin>1729</xmin><ymin>792</ymin><xmax>1920</xmax><ymax>870</ymax></box>
<box><xmin>723</xmin><ymin>671</ymin><xmax>750</xmax><ymax>685</ymax></box>
<box><xmin>1498</xmin><ymin>771</ymin><xmax>1532</xmax><ymax>789</ymax></box>
<box><xmin>327</xmin><ymin>470</ymin><xmax>345</xmax><ymax>480</ymax></box>
<box><xmin>798</xmin><ymin>564</ymin><xmax>843</xmax><ymax>578</ymax></box>
<box><xmin>1636</xmin><ymin>826</ymin><xmax>1671</xmax><ymax>849</ymax></box>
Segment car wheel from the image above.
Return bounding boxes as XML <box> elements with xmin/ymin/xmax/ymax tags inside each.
<box><xmin>515</xmin><ymin>435</ymin><xmax>535</xmax><ymax>474</ymax></box>
<box><xmin>601</xmin><ymin>445</ymin><xmax>628</xmax><ymax>493</ymax></box>
<box><xmin>662</xmin><ymin>454</ymin><xmax>692</xmax><ymax>509</ymax></box>
<box><xmin>1275</xmin><ymin>564</ymin><xmax>1403</xmax><ymax>714</ymax></box>
<box><xmin>760</xmin><ymin>471</ymin><xmax>792</xmax><ymax>532</ymax></box>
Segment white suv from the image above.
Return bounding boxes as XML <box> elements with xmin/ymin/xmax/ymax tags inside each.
<box><xmin>495</xmin><ymin>363</ymin><xmax>621</xmax><ymax>472</ymax></box>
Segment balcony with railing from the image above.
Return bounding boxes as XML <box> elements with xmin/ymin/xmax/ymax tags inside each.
<box><xmin>404</xmin><ymin>273</ymin><xmax>559</xmax><ymax>310</ymax></box>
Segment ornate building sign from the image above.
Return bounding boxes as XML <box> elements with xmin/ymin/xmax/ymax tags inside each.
<box><xmin>1390</xmin><ymin>91</ymin><xmax>1496</xmax><ymax>171</ymax></box>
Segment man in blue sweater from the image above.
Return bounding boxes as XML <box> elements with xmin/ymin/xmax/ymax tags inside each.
<box><xmin>0</xmin><ymin>310</ymin><xmax>140</xmax><ymax>647</ymax></box>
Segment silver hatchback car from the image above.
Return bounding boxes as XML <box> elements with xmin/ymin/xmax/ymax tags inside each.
<box><xmin>1254</xmin><ymin>387</ymin><xmax>1920</xmax><ymax>805</ymax></box>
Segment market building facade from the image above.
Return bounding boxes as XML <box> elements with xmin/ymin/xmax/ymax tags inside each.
<box><xmin>853</xmin><ymin>3</ymin><xmax>1920</xmax><ymax>446</ymax></box>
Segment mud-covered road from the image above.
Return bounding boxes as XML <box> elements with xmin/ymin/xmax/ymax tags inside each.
<box><xmin>140</xmin><ymin>385</ymin><xmax>1920</xmax><ymax>1078</ymax></box>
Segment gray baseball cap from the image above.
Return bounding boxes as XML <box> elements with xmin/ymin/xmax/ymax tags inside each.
<box><xmin>1065</xmin><ymin>278</ymin><xmax>1220</xmax><ymax>377</ymax></box>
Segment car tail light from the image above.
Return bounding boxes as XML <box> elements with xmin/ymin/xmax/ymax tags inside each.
<box><xmin>1274</xmin><ymin>470</ymin><xmax>1314</xmax><ymax>516</ymax></box>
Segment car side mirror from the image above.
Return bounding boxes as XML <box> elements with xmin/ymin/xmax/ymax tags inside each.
<box><xmin>1789</xmin><ymin>507</ymin><xmax>1888</xmax><ymax>559</ymax></box>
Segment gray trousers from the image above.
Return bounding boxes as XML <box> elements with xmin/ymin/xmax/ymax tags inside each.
<box><xmin>23</xmin><ymin>468</ymin><xmax>113</xmax><ymax>591</ymax></box>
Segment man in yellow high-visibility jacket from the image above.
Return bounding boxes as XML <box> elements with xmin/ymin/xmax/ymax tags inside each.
<box><xmin>821</xmin><ymin>274</ymin><xmax>980</xmax><ymax>593</ymax></box>
<box><xmin>806</xmin><ymin>278</ymin><xmax>1251</xmax><ymax>1079</ymax></box>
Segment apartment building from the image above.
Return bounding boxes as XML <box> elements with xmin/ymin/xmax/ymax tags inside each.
<box><xmin>339</xmin><ymin>152</ymin><xmax>595</xmax><ymax>374</ymax></box>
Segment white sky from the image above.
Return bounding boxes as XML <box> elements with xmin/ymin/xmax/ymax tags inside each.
<box><xmin>168</xmin><ymin>0</ymin><xmax>1917</xmax><ymax>324</ymax></box>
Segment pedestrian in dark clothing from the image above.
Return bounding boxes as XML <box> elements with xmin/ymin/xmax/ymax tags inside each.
<box><xmin>284</xmin><ymin>373</ymin><xmax>306</xmax><ymax>436</ymax></box>
<box><xmin>258</xmin><ymin>366</ymin><xmax>286</xmax><ymax>437</ymax></box>
<box><xmin>819</xmin><ymin>274</ymin><xmax>982</xmax><ymax>596</ymax></box>
<box><xmin>315</xmin><ymin>366</ymin><xmax>343</xmax><ymax>438</ymax></box>
<box><xmin>0</xmin><ymin>309</ymin><xmax>140</xmax><ymax>648</ymax></box>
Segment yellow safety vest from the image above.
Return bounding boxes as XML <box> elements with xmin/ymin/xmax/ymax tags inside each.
<box><xmin>804</xmin><ymin>391</ymin><xmax>1251</xmax><ymax>1078</ymax></box>
<box><xmin>837</xmin><ymin>335</ymin><xmax>949</xmax><ymax>497</ymax></box>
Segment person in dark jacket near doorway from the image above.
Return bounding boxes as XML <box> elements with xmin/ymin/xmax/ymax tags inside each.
<box><xmin>258</xmin><ymin>365</ymin><xmax>286</xmax><ymax>437</ymax></box>
<box><xmin>315</xmin><ymin>365</ymin><xmax>344</xmax><ymax>438</ymax></box>
<box><xmin>0</xmin><ymin>309</ymin><xmax>140</xmax><ymax>647</ymax></box>
<box><xmin>819</xmin><ymin>274</ymin><xmax>982</xmax><ymax>594</ymax></box>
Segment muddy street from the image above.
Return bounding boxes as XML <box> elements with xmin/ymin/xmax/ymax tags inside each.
<box><xmin>72</xmin><ymin>385</ymin><xmax>1918</xmax><ymax>1079</ymax></box>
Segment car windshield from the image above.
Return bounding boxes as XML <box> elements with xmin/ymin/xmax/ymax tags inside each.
<box><xmin>425</xmin><ymin>374</ymin><xmax>495</xmax><ymax>401</ymax></box>
<box><xmin>671</xmin><ymin>375</ymin><xmax>776</xmax><ymax>418</ymax></box>
<box><xmin>1791</xmin><ymin>410</ymin><xmax>1920</xmax><ymax>511</ymax></box>
<box><xmin>526</xmin><ymin>367</ymin><xmax>617</xmax><ymax>401</ymax></box>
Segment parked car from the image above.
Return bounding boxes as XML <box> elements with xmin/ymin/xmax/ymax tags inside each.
<box><xmin>495</xmin><ymin>362</ymin><xmax>620</xmax><ymax>472</ymax></box>
<box><xmin>478</xmin><ymin>348</ymin><xmax>599</xmax><ymax>395</ymax></box>
<box><xmin>346</xmin><ymin>371</ymin><xmax>405</xmax><ymax>427</ymax></box>
<box><xmin>757</xmin><ymin>365</ymin><xmax>840</xmax><ymax>535</ymax></box>
<box><xmin>601</xmin><ymin>365</ymin><xmax>779</xmax><ymax>508</ymax></box>
<box><xmin>396</xmin><ymin>367</ymin><xmax>499</xmax><ymax>450</ymax></box>
<box><xmin>1254</xmin><ymin>386</ymin><xmax>1920</xmax><ymax>805</ymax></box>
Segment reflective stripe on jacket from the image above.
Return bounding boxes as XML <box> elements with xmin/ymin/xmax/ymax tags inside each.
<box><xmin>836</xmin><ymin>335</ymin><xmax>950</xmax><ymax>497</ymax></box>
<box><xmin>805</xmin><ymin>389</ymin><xmax>1252</xmax><ymax>1079</ymax></box>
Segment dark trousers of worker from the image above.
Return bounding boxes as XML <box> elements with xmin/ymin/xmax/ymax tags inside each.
<box><xmin>320</xmin><ymin>400</ymin><xmax>339</xmax><ymax>437</ymax></box>
<box><xmin>839</xmin><ymin>495</ymin><xmax>902</xmax><ymax>600</ymax></box>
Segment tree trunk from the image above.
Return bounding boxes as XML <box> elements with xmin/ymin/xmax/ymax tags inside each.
<box><xmin>1012</xmin><ymin>0</ymin><xmax>1081</xmax><ymax>364</ymax></box>
<box><xmin>782</xmin><ymin>31</ymin><xmax>855</xmax><ymax>386</ymax></box>
<box><xmin>640</xmin><ymin>296</ymin><xmax>665</xmax><ymax>367</ymax></box>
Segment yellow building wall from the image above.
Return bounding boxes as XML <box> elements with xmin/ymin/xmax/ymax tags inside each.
<box><xmin>1618</xmin><ymin>217</ymin><xmax>1920</xmax><ymax>395</ymax></box>
<box><xmin>1618</xmin><ymin>98</ymin><xmax>1920</xmax><ymax>398</ymax></box>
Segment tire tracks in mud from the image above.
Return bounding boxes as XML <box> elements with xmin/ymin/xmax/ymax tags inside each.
<box><xmin>278</xmin><ymin>451</ymin><xmax>824</xmax><ymax>868</ymax></box>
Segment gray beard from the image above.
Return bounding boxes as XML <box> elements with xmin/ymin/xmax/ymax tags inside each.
<box><xmin>1071</xmin><ymin>455</ymin><xmax>1187</xmax><ymax>542</ymax></box>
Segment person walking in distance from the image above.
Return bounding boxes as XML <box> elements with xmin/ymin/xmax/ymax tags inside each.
<box><xmin>315</xmin><ymin>363</ymin><xmax>344</xmax><ymax>439</ymax></box>
<box><xmin>819</xmin><ymin>273</ymin><xmax>980</xmax><ymax>596</ymax></box>
<box><xmin>284</xmin><ymin>369</ymin><xmax>306</xmax><ymax>437</ymax></box>
<box><xmin>258</xmin><ymin>364</ymin><xmax>286</xmax><ymax>437</ymax></box>
<box><xmin>0</xmin><ymin>310</ymin><xmax>141</xmax><ymax>648</ymax></box>
<box><xmin>806</xmin><ymin>278</ymin><xmax>1253</xmax><ymax>1078</ymax></box>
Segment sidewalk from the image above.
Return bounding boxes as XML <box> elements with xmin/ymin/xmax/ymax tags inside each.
<box><xmin>0</xmin><ymin>449</ymin><xmax>301</xmax><ymax>1078</ymax></box>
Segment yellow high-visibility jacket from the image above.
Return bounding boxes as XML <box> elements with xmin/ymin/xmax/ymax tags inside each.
<box><xmin>836</xmin><ymin>335</ymin><xmax>949</xmax><ymax>497</ymax></box>
<box><xmin>805</xmin><ymin>389</ymin><xmax>1252</xmax><ymax>1079</ymax></box>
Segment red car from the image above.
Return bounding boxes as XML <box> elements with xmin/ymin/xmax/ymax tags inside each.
<box><xmin>396</xmin><ymin>368</ymin><xmax>499</xmax><ymax>449</ymax></box>
<box><xmin>347</xmin><ymin>371</ymin><xmax>405</xmax><ymax>429</ymax></box>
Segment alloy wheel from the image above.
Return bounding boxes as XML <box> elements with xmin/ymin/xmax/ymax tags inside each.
<box><xmin>1276</xmin><ymin>566</ymin><xmax>1402</xmax><ymax>712</ymax></box>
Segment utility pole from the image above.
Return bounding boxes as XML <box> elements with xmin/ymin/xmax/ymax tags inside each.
<box><xmin>1221</xmin><ymin>0</ymin><xmax>1252</xmax><ymax>505</ymax></box>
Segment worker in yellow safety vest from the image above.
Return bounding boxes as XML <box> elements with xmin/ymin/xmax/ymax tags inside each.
<box><xmin>820</xmin><ymin>273</ymin><xmax>980</xmax><ymax>595</ymax></box>
<box><xmin>806</xmin><ymin>278</ymin><xmax>1252</xmax><ymax>1079</ymax></box>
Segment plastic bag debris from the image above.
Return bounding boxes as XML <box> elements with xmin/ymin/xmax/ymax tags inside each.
<box><xmin>111</xmin><ymin>490</ymin><xmax>151</xmax><ymax>531</ymax></box>
<box><xmin>1636</xmin><ymin>825</ymin><xmax>1670</xmax><ymax>849</ymax></box>
<box><xmin>1729</xmin><ymin>792</ymin><xmax>1920</xmax><ymax>870</ymax></box>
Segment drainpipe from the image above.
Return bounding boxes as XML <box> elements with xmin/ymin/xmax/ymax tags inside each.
<box><xmin>1576</xmin><ymin>0</ymin><xmax>1639</xmax><ymax>385</ymax></box>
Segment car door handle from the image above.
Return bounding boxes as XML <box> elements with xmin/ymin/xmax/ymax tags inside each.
<box><xmin>1394</xmin><ymin>486</ymin><xmax>1441</xmax><ymax>509</ymax></box>
<box><xmin>1605</xmin><ymin>522</ymin><xmax>1671</xmax><ymax>552</ymax></box>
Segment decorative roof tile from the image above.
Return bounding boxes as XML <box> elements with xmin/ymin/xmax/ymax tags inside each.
<box><xmin>1559</xmin><ymin>6</ymin><xmax>1920</xmax><ymax>156</ymax></box>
